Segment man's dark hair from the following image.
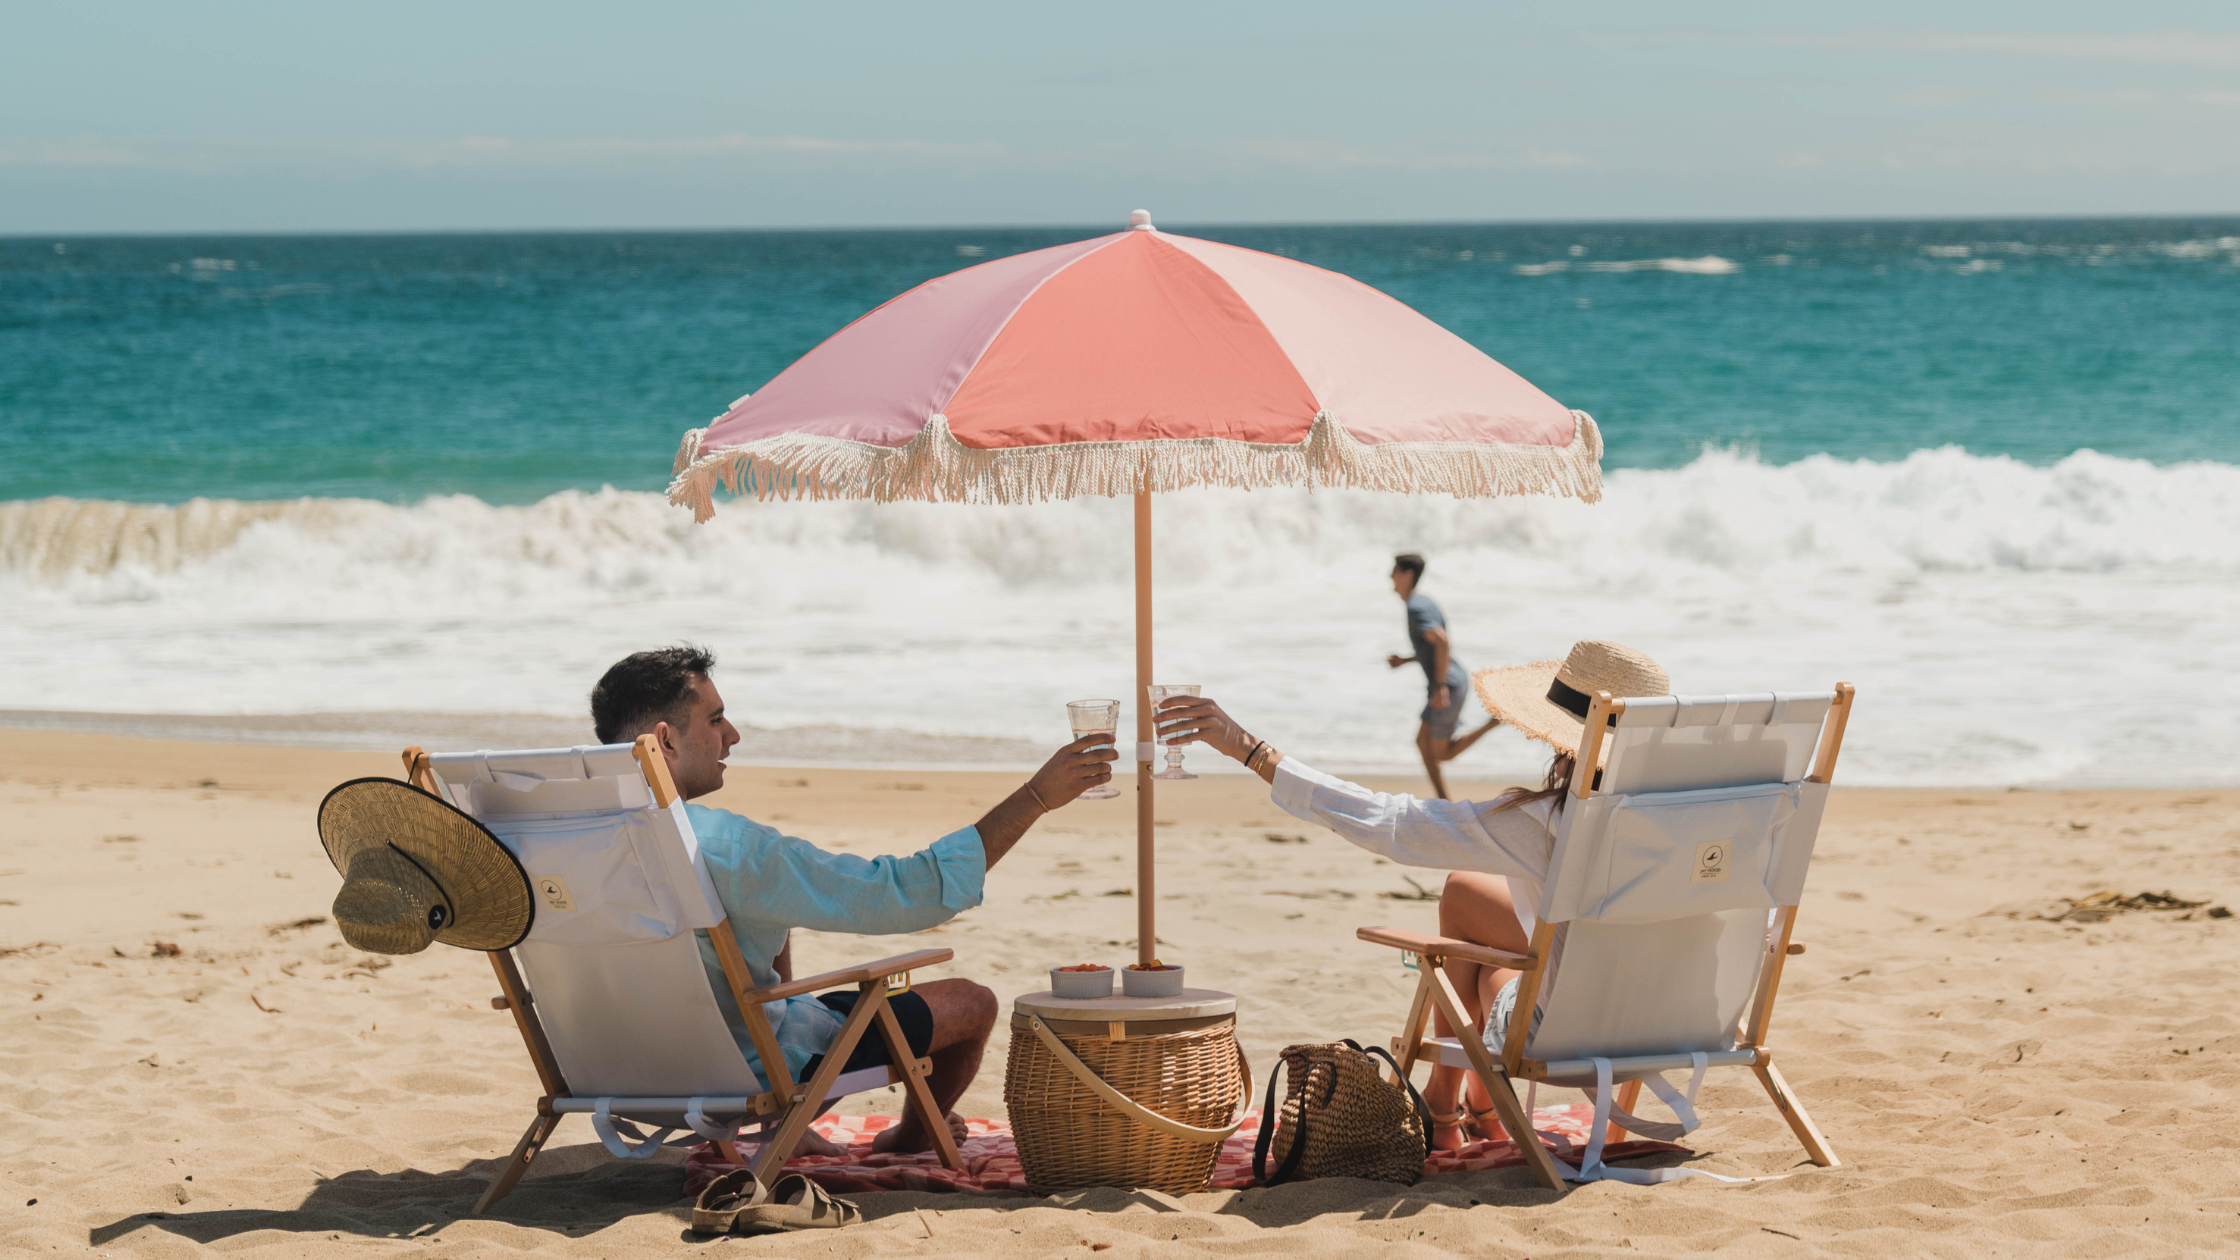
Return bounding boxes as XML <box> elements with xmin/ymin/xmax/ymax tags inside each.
<box><xmin>592</xmin><ymin>645</ymin><xmax>716</xmax><ymax>745</ymax></box>
<box><xmin>1393</xmin><ymin>553</ymin><xmax>1426</xmax><ymax>582</ymax></box>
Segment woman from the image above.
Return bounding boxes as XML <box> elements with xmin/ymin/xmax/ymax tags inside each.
<box><xmin>1159</xmin><ymin>639</ymin><xmax>1670</xmax><ymax>1150</ymax></box>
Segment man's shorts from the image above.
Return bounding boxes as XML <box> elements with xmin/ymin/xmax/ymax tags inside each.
<box><xmin>1421</xmin><ymin>684</ymin><xmax>1467</xmax><ymax>742</ymax></box>
<box><xmin>798</xmin><ymin>989</ymin><xmax>936</xmax><ymax>1078</ymax></box>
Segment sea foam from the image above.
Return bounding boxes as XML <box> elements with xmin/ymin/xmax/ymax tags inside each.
<box><xmin>4</xmin><ymin>446</ymin><xmax>2237</xmax><ymax>786</ymax></box>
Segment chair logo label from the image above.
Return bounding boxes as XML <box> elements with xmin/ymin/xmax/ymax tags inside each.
<box><xmin>1691</xmin><ymin>841</ymin><xmax>1731</xmax><ymax>883</ymax></box>
<box><xmin>537</xmin><ymin>875</ymin><xmax>576</xmax><ymax>911</ymax></box>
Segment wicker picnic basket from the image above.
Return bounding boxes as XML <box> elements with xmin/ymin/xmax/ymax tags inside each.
<box><xmin>1003</xmin><ymin>990</ymin><xmax>1250</xmax><ymax>1195</ymax></box>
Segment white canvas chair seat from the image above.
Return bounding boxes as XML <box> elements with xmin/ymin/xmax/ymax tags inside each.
<box><xmin>399</xmin><ymin>737</ymin><xmax>963</xmax><ymax>1212</ymax></box>
<box><xmin>1361</xmin><ymin>684</ymin><xmax>1855</xmax><ymax>1191</ymax></box>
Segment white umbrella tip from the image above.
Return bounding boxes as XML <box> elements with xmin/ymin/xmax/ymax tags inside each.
<box><xmin>1128</xmin><ymin>209</ymin><xmax>1155</xmax><ymax>231</ymax></box>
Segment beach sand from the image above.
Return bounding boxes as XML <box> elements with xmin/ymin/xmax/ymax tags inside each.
<box><xmin>5</xmin><ymin>729</ymin><xmax>2238</xmax><ymax>1257</ymax></box>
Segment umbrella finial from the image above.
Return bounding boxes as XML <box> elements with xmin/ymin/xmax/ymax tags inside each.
<box><xmin>1129</xmin><ymin>209</ymin><xmax>1155</xmax><ymax>231</ymax></box>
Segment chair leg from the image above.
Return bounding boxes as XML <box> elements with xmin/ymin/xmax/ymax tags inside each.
<box><xmin>1423</xmin><ymin>967</ymin><xmax>1566</xmax><ymax>1191</ymax></box>
<box><xmin>749</xmin><ymin>988</ymin><xmax>887</xmax><ymax>1185</ymax></box>
<box><xmin>473</xmin><ymin>1113</ymin><xmax>558</xmax><ymax>1215</ymax></box>
<box><xmin>1605</xmin><ymin>1078</ymin><xmax>1642</xmax><ymax>1144</ymax></box>
<box><xmin>1753</xmin><ymin>1060</ymin><xmax>1839</xmax><ymax>1168</ymax></box>
<box><xmin>876</xmin><ymin>999</ymin><xmax>964</xmax><ymax>1170</ymax></box>
<box><xmin>1472</xmin><ymin>1068</ymin><xmax>1568</xmax><ymax>1190</ymax></box>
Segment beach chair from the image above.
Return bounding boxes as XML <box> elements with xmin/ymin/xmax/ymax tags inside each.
<box><xmin>399</xmin><ymin>737</ymin><xmax>963</xmax><ymax>1213</ymax></box>
<box><xmin>1360</xmin><ymin>684</ymin><xmax>1855</xmax><ymax>1188</ymax></box>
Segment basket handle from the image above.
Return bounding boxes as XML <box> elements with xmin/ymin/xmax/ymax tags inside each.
<box><xmin>1028</xmin><ymin>1016</ymin><xmax>1251</xmax><ymax>1145</ymax></box>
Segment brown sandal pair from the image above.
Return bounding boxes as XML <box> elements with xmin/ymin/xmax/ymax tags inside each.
<box><xmin>691</xmin><ymin>1170</ymin><xmax>862</xmax><ymax>1235</ymax></box>
<box><xmin>1431</xmin><ymin>1103</ymin><xmax>1507</xmax><ymax>1146</ymax></box>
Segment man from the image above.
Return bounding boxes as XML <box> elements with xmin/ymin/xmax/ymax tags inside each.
<box><xmin>1384</xmin><ymin>553</ymin><xmax>1499</xmax><ymax>799</ymax></box>
<box><xmin>590</xmin><ymin>645</ymin><xmax>1113</xmax><ymax>1155</ymax></box>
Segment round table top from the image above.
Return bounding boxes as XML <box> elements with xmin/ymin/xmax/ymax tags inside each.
<box><xmin>1013</xmin><ymin>987</ymin><xmax>1236</xmax><ymax>1021</ymax></box>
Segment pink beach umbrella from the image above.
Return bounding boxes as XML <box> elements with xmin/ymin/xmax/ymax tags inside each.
<box><xmin>669</xmin><ymin>211</ymin><xmax>1604</xmax><ymax>966</ymax></box>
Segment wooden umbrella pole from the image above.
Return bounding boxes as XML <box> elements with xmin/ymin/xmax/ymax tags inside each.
<box><xmin>1133</xmin><ymin>490</ymin><xmax>1156</xmax><ymax>968</ymax></box>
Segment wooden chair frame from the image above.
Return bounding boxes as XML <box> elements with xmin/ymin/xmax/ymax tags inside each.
<box><xmin>400</xmin><ymin>736</ymin><xmax>965</xmax><ymax>1213</ymax></box>
<box><xmin>1361</xmin><ymin>682</ymin><xmax>1855</xmax><ymax>1190</ymax></box>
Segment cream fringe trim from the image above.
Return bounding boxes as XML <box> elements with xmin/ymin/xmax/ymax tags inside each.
<box><xmin>667</xmin><ymin>410</ymin><xmax>1603</xmax><ymax>521</ymax></box>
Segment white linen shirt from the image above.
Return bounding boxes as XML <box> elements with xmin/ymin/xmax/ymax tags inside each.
<box><xmin>1270</xmin><ymin>756</ymin><xmax>1569</xmax><ymax>982</ymax></box>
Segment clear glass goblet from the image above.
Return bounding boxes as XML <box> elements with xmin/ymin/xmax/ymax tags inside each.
<box><xmin>1146</xmin><ymin>684</ymin><xmax>1201</xmax><ymax>780</ymax></box>
<box><xmin>1066</xmin><ymin>699</ymin><xmax>1122</xmax><ymax>800</ymax></box>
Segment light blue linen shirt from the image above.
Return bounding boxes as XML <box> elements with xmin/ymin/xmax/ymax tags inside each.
<box><xmin>683</xmin><ymin>803</ymin><xmax>986</xmax><ymax>1088</ymax></box>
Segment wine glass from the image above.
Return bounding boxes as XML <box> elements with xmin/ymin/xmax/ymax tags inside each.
<box><xmin>1066</xmin><ymin>700</ymin><xmax>1122</xmax><ymax>800</ymax></box>
<box><xmin>1146</xmin><ymin>684</ymin><xmax>1201</xmax><ymax>780</ymax></box>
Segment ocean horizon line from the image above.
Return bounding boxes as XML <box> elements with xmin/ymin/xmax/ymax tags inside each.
<box><xmin>10</xmin><ymin>209</ymin><xmax>2240</xmax><ymax>243</ymax></box>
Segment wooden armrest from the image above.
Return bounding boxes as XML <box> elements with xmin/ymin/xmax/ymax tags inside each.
<box><xmin>748</xmin><ymin>949</ymin><xmax>956</xmax><ymax>1003</ymax></box>
<box><xmin>1357</xmin><ymin>926</ymin><xmax>1531</xmax><ymax>970</ymax></box>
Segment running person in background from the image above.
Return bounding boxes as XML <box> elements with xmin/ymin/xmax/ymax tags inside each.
<box><xmin>1386</xmin><ymin>553</ymin><xmax>1499</xmax><ymax>799</ymax></box>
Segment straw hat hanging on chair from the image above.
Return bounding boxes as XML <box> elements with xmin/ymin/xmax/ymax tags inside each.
<box><xmin>318</xmin><ymin>778</ymin><xmax>534</xmax><ymax>955</ymax></box>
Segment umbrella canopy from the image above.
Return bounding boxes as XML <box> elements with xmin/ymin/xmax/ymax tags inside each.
<box><xmin>669</xmin><ymin>214</ymin><xmax>1602</xmax><ymax>516</ymax></box>
<box><xmin>667</xmin><ymin>213</ymin><xmax>1605</xmax><ymax>968</ymax></box>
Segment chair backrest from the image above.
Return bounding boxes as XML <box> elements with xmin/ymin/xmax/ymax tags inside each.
<box><xmin>1525</xmin><ymin>692</ymin><xmax>1837</xmax><ymax>1065</ymax></box>
<box><xmin>426</xmin><ymin>745</ymin><xmax>762</xmax><ymax>1097</ymax></box>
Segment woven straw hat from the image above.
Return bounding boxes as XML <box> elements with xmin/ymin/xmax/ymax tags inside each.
<box><xmin>1471</xmin><ymin>640</ymin><xmax>1671</xmax><ymax>757</ymax></box>
<box><xmin>317</xmin><ymin>779</ymin><xmax>533</xmax><ymax>955</ymax></box>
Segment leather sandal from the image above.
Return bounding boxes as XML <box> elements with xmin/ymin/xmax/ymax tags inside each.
<box><xmin>688</xmin><ymin>1169</ymin><xmax>768</xmax><ymax>1236</ymax></box>
<box><xmin>736</xmin><ymin>1173</ymin><xmax>862</xmax><ymax>1233</ymax></box>
<box><xmin>1430</xmin><ymin>1108</ymin><xmax>1471</xmax><ymax>1146</ymax></box>
<box><xmin>1467</xmin><ymin>1103</ymin><xmax>1510</xmax><ymax>1142</ymax></box>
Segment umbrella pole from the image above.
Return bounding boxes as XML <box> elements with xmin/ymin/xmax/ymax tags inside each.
<box><xmin>1133</xmin><ymin>490</ymin><xmax>1155</xmax><ymax>968</ymax></box>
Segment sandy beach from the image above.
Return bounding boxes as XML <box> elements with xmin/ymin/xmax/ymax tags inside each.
<box><xmin>5</xmin><ymin>728</ymin><xmax>2238</xmax><ymax>1257</ymax></box>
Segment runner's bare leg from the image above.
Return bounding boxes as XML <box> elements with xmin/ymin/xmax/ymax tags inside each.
<box><xmin>1442</xmin><ymin>717</ymin><xmax>1502</xmax><ymax>762</ymax></box>
<box><xmin>1416</xmin><ymin>721</ymin><xmax>1451</xmax><ymax>799</ymax></box>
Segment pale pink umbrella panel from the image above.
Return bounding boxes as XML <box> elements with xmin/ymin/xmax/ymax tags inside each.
<box><xmin>667</xmin><ymin>213</ymin><xmax>1605</xmax><ymax>965</ymax></box>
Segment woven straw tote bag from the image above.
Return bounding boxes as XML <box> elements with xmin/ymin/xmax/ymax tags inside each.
<box><xmin>1252</xmin><ymin>1039</ymin><xmax>1432</xmax><ymax>1186</ymax></box>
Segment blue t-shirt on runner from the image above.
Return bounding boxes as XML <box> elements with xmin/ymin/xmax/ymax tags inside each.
<box><xmin>1405</xmin><ymin>591</ymin><xmax>1470</xmax><ymax>697</ymax></box>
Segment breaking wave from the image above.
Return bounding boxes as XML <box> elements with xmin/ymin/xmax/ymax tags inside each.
<box><xmin>5</xmin><ymin>445</ymin><xmax>2238</xmax><ymax>786</ymax></box>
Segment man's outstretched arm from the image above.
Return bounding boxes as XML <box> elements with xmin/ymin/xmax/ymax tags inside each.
<box><xmin>974</xmin><ymin>734</ymin><xmax>1117</xmax><ymax>868</ymax></box>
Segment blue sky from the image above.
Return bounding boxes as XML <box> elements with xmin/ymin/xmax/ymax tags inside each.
<box><xmin>4</xmin><ymin>2</ymin><xmax>2237</xmax><ymax>232</ymax></box>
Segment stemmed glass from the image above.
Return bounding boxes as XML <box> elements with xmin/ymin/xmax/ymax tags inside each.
<box><xmin>1146</xmin><ymin>684</ymin><xmax>1201</xmax><ymax>780</ymax></box>
<box><xmin>1066</xmin><ymin>700</ymin><xmax>1122</xmax><ymax>800</ymax></box>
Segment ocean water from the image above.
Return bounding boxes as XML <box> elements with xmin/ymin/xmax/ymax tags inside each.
<box><xmin>4</xmin><ymin>220</ymin><xmax>2238</xmax><ymax>784</ymax></box>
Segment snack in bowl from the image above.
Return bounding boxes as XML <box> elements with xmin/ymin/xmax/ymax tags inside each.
<box><xmin>1121</xmin><ymin>960</ymin><xmax>1186</xmax><ymax>998</ymax></box>
<box><xmin>1049</xmin><ymin>963</ymin><xmax>1115</xmax><ymax>999</ymax></box>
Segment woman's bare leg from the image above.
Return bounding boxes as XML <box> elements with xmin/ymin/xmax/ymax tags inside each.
<box><xmin>1421</xmin><ymin>872</ymin><xmax>1528</xmax><ymax>1148</ymax></box>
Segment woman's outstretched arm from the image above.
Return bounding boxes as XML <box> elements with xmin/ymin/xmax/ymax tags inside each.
<box><xmin>1153</xmin><ymin>695</ymin><xmax>1547</xmax><ymax>881</ymax></box>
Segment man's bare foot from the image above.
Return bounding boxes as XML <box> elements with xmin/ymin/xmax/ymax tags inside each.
<box><xmin>868</xmin><ymin>1110</ymin><xmax>969</xmax><ymax>1154</ymax></box>
<box><xmin>792</xmin><ymin>1129</ymin><xmax>849</xmax><ymax>1158</ymax></box>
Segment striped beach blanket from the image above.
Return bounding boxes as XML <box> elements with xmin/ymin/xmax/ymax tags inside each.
<box><xmin>681</xmin><ymin>1103</ymin><xmax>1687</xmax><ymax>1196</ymax></box>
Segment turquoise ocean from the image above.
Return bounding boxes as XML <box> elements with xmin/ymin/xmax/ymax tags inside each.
<box><xmin>4</xmin><ymin>219</ymin><xmax>2238</xmax><ymax>784</ymax></box>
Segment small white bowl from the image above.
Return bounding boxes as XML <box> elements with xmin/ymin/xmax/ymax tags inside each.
<box><xmin>1049</xmin><ymin>966</ymin><xmax>1114</xmax><ymax>999</ymax></box>
<box><xmin>1121</xmin><ymin>964</ymin><xmax>1185</xmax><ymax>998</ymax></box>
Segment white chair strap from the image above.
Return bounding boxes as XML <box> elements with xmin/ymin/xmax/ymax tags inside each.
<box><xmin>684</xmin><ymin>1095</ymin><xmax>742</xmax><ymax>1143</ymax></box>
<box><xmin>1567</xmin><ymin>1055</ymin><xmax>1762</xmax><ymax>1185</ymax></box>
<box><xmin>591</xmin><ymin>1098</ymin><xmax>682</xmax><ymax>1160</ymax></box>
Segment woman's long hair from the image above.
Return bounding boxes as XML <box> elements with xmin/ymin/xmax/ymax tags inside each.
<box><xmin>1483</xmin><ymin>752</ymin><xmax>1577</xmax><ymax>816</ymax></box>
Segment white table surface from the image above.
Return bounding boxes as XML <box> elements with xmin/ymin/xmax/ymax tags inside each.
<box><xmin>1013</xmin><ymin>987</ymin><xmax>1237</xmax><ymax>1021</ymax></box>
